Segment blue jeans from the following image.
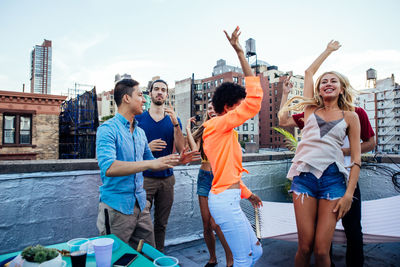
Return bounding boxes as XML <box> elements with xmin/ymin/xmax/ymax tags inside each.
<box><xmin>208</xmin><ymin>189</ymin><xmax>262</xmax><ymax>267</ymax></box>
<box><xmin>290</xmin><ymin>163</ymin><xmax>346</xmax><ymax>200</ymax></box>
<box><xmin>197</xmin><ymin>169</ymin><xmax>213</xmax><ymax>197</ymax></box>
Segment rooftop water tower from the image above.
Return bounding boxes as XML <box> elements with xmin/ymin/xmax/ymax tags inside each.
<box><xmin>366</xmin><ymin>68</ymin><xmax>377</xmax><ymax>88</ymax></box>
<box><xmin>245</xmin><ymin>38</ymin><xmax>258</xmax><ymax>74</ymax></box>
<box><xmin>245</xmin><ymin>38</ymin><xmax>256</xmax><ymax>57</ymax></box>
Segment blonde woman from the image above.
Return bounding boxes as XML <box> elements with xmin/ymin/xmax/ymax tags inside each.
<box><xmin>280</xmin><ymin>41</ymin><xmax>361</xmax><ymax>267</ymax></box>
<box><xmin>186</xmin><ymin>102</ymin><xmax>233</xmax><ymax>267</ymax></box>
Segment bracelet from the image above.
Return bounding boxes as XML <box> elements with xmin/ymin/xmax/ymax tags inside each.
<box><xmin>351</xmin><ymin>162</ymin><xmax>361</xmax><ymax>169</ymax></box>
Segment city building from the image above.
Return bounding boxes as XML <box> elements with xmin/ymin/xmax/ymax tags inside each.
<box><xmin>97</xmin><ymin>90</ymin><xmax>115</xmax><ymax>121</ymax></box>
<box><xmin>175</xmin><ymin>77</ymin><xmax>195</xmax><ymax>132</ymax></box>
<box><xmin>30</xmin><ymin>40</ymin><xmax>52</xmax><ymax>94</ymax></box>
<box><xmin>357</xmin><ymin>71</ymin><xmax>399</xmax><ymax>153</ymax></box>
<box><xmin>0</xmin><ymin>90</ymin><xmax>66</xmax><ymax>160</ymax></box>
<box><xmin>175</xmin><ymin>60</ymin><xmax>259</xmax><ymax>147</ymax></box>
<box><xmin>212</xmin><ymin>59</ymin><xmax>242</xmax><ymax>76</ymax></box>
<box><xmin>258</xmin><ymin>66</ymin><xmax>304</xmax><ymax>149</ymax></box>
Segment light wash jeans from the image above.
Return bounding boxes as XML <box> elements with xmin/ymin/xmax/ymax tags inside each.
<box><xmin>208</xmin><ymin>189</ymin><xmax>262</xmax><ymax>267</ymax></box>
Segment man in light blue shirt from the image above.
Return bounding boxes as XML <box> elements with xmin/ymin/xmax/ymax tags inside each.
<box><xmin>96</xmin><ymin>79</ymin><xmax>199</xmax><ymax>248</ymax></box>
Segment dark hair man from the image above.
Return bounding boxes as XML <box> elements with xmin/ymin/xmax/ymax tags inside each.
<box><xmin>135</xmin><ymin>79</ymin><xmax>185</xmax><ymax>252</ymax></box>
<box><xmin>96</xmin><ymin>79</ymin><xmax>199</xmax><ymax>249</ymax></box>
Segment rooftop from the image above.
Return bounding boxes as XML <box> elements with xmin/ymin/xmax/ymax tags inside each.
<box><xmin>0</xmin><ymin>153</ymin><xmax>399</xmax><ymax>266</ymax></box>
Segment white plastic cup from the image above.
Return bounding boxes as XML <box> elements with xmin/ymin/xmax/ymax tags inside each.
<box><xmin>92</xmin><ymin>238</ymin><xmax>114</xmax><ymax>267</ymax></box>
<box><xmin>153</xmin><ymin>256</ymin><xmax>179</xmax><ymax>267</ymax></box>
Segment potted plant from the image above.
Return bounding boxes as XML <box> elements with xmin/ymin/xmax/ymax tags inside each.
<box><xmin>21</xmin><ymin>245</ymin><xmax>63</xmax><ymax>267</ymax></box>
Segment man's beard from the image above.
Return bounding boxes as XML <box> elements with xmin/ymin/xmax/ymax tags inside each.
<box><xmin>152</xmin><ymin>96</ymin><xmax>165</xmax><ymax>106</ymax></box>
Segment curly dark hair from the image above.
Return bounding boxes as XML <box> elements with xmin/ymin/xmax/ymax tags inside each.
<box><xmin>212</xmin><ymin>82</ymin><xmax>246</xmax><ymax>114</ymax></box>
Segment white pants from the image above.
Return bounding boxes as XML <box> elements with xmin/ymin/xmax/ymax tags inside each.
<box><xmin>208</xmin><ymin>189</ymin><xmax>263</xmax><ymax>267</ymax></box>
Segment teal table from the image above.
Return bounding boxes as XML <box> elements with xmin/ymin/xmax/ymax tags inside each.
<box><xmin>0</xmin><ymin>234</ymin><xmax>154</xmax><ymax>266</ymax></box>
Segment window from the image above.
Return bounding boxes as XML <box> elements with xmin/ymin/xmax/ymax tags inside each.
<box><xmin>270</xmin><ymin>114</ymin><xmax>272</xmax><ymax>119</ymax></box>
<box><xmin>3</xmin><ymin>114</ymin><xmax>32</xmax><ymax>145</ymax></box>
<box><xmin>243</xmin><ymin>123</ymin><xmax>248</xmax><ymax>131</ymax></box>
<box><xmin>243</xmin><ymin>134</ymin><xmax>248</xmax><ymax>141</ymax></box>
<box><xmin>270</xmin><ymin>106</ymin><xmax>272</xmax><ymax>111</ymax></box>
<box><xmin>269</xmin><ymin>99</ymin><xmax>272</xmax><ymax>103</ymax></box>
<box><xmin>251</xmin><ymin>123</ymin><xmax>254</xmax><ymax>131</ymax></box>
<box><xmin>219</xmin><ymin>78</ymin><xmax>223</xmax><ymax>84</ymax></box>
<box><xmin>214</xmin><ymin>80</ymin><xmax>218</xmax><ymax>87</ymax></box>
<box><xmin>233</xmin><ymin>77</ymin><xmax>238</xmax><ymax>83</ymax></box>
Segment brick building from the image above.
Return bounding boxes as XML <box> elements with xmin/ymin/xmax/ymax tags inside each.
<box><xmin>0</xmin><ymin>90</ymin><xmax>66</xmax><ymax>160</ymax></box>
<box><xmin>176</xmin><ymin>66</ymin><xmax>259</xmax><ymax>145</ymax></box>
<box><xmin>258</xmin><ymin>66</ymin><xmax>304</xmax><ymax>149</ymax></box>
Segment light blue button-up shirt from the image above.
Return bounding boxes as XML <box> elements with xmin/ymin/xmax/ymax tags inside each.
<box><xmin>96</xmin><ymin>113</ymin><xmax>154</xmax><ymax>214</ymax></box>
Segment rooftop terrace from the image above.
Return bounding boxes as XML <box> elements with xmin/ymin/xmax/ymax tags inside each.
<box><xmin>0</xmin><ymin>153</ymin><xmax>399</xmax><ymax>266</ymax></box>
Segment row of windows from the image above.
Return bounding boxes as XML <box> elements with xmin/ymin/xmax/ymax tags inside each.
<box><xmin>200</xmin><ymin>77</ymin><xmax>245</xmax><ymax>90</ymax></box>
<box><xmin>235</xmin><ymin>123</ymin><xmax>255</xmax><ymax>132</ymax></box>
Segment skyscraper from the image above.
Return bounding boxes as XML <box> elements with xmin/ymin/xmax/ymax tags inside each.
<box><xmin>30</xmin><ymin>39</ymin><xmax>52</xmax><ymax>94</ymax></box>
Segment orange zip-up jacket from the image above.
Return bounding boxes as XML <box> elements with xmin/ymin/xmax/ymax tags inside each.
<box><xmin>203</xmin><ymin>76</ymin><xmax>263</xmax><ymax>199</ymax></box>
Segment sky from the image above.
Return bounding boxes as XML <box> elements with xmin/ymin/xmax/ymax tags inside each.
<box><xmin>0</xmin><ymin>0</ymin><xmax>399</xmax><ymax>96</ymax></box>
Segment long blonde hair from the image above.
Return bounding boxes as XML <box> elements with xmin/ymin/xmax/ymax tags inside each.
<box><xmin>279</xmin><ymin>71</ymin><xmax>356</xmax><ymax>117</ymax></box>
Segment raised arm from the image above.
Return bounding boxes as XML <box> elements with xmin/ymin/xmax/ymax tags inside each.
<box><xmin>186</xmin><ymin>117</ymin><xmax>198</xmax><ymax>151</ymax></box>
<box><xmin>165</xmin><ymin>102</ymin><xmax>185</xmax><ymax>153</ymax></box>
<box><xmin>278</xmin><ymin>76</ymin><xmax>297</xmax><ymax>127</ymax></box>
<box><xmin>224</xmin><ymin>26</ymin><xmax>254</xmax><ymax>77</ymax></box>
<box><xmin>304</xmin><ymin>41</ymin><xmax>341</xmax><ymax>117</ymax></box>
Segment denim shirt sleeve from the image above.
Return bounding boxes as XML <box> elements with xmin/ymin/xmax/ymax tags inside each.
<box><xmin>96</xmin><ymin>124</ymin><xmax>117</xmax><ymax>177</ymax></box>
<box><xmin>143</xmin><ymin>141</ymin><xmax>155</xmax><ymax>161</ymax></box>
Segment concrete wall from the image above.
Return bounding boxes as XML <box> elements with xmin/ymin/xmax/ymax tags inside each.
<box><xmin>1</xmin><ymin>159</ymin><xmax>399</xmax><ymax>254</ymax></box>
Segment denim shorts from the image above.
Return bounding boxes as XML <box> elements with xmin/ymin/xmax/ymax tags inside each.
<box><xmin>197</xmin><ymin>169</ymin><xmax>213</xmax><ymax>197</ymax></box>
<box><xmin>290</xmin><ymin>163</ymin><xmax>346</xmax><ymax>200</ymax></box>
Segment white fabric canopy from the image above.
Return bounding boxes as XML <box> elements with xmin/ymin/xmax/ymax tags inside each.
<box><xmin>254</xmin><ymin>195</ymin><xmax>400</xmax><ymax>243</ymax></box>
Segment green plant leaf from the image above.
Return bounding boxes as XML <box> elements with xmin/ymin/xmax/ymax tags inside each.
<box><xmin>273</xmin><ymin>127</ymin><xmax>298</xmax><ymax>152</ymax></box>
